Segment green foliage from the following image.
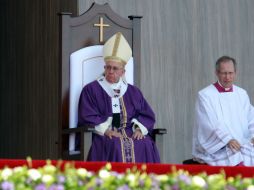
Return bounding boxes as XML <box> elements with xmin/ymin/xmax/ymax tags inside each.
<box><xmin>1</xmin><ymin>160</ymin><xmax>254</xmax><ymax>190</ymax></box>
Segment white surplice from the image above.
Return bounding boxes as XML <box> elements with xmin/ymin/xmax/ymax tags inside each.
<box><xmin>192</xmin><ymin>84</ymin><xmax>254</xmax><ymax>166</ymax></box>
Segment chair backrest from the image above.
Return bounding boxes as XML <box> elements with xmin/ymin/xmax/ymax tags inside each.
<box><xmin>68</xmin><ymin>45</ymin><xmax>134</xmax><ymax>151</ymax></box>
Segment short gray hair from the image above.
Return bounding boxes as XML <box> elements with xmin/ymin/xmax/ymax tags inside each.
<box><xmin>215</xmin><ymin>56</ymin><xmax>237</xmax><ymax>71</ymax></box>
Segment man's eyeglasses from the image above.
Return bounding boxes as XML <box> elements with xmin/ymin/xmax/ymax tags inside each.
<box><xmin>104</xmin><ymin>65</ymin><xmax>123</xmax><ymax>72</ymax></box>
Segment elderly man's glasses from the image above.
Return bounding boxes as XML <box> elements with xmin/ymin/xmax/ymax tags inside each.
<box><xmin>104</xmin><ymin>65</ymin><xmax>123</xmax><ymax>72</ymax></box>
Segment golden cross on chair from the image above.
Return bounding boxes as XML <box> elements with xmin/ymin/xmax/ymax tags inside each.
<box><xmin>94</xmin><ymin>17</ymin><xmax>110</xmax><ymax>43</ymax></box>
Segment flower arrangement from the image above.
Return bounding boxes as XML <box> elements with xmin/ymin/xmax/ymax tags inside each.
<box><xmin>1</xmin><ymin>159</ymin><xmax>254</xmax><ymax>190</ymax></box>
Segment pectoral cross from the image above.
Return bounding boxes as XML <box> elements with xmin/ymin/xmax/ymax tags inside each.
<box><xmin>94</xmin><ymin>17</ymin><xmax>110</xmax><ymax>43</ymax></box>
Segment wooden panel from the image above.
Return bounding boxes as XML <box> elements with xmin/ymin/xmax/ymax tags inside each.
<box><xmin>0</xmin><ymin>0</ymin><xmax>17</xmax><ymax>157</ymax></box>
<box><xmin>0</xmin><ymin>0</ymin><xmax>78</xmax><ymax>159</ymax></box>
<box><xmin>79</xmin><ymin>0</ymin><xmax>254</xmax><ymax>163</ymax></box>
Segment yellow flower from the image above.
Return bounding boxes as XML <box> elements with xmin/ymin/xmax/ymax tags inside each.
<box><xmin>242</xmin><ymin>178</ymin><xmax>252</xmax><ymax>186</ymax></box>
<box><xmin>227</xmin><ymin>176</ymin><xmax>234</xmax><ymax>183</ymax></box>
<box><xmin>105</xmin><ymin>163</ymin><xmax>112</xmax><ymax>170</ymax></box>
<box><xmin>43</xmin><ymin>165</ymin><xmax>56</xmax><ymax>174</ymax></box>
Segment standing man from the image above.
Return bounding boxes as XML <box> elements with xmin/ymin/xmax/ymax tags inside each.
<box><xmin>78</xmin><ymin>32</ymin><xmax>160</xmax><ymax>163</ymax></box>
<box><xmin>192</xmin><ymin>56</ymin><xmax>254</xmax><ymax>166</ymax></box>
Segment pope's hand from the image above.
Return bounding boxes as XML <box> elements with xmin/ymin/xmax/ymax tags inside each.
<box><xmin>132</xmin><ymin>128</ymin><xmax>144</xmax><ymax>140</ymax></box>
<box><xmin>104</xmin><ymin>128</ymin><xmax>122</xmax><ymax>139</ymax></box>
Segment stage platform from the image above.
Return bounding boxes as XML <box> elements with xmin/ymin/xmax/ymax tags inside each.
<box><xmin>0</xmin><ymin>159</ymin><xmax>253</xmax><ymax>177</ymax></box>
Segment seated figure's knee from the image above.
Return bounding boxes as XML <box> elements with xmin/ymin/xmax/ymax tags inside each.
<box><xmin>107</xmin><ymin>136</ymin><xmax>121</xmax><ymax>150</ymax></box>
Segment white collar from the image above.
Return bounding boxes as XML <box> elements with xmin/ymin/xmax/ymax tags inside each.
<box><xmin>97</xmin><ymin>75</ymin><xmax>128</xmax><ymax>98</ymax></box>
<box><xmin>218</xmin><ymin>80</ymin><xmax>232</xmax><ymax>91</ymax></box>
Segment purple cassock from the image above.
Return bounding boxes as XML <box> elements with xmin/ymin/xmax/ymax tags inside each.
<box><xmin>78</xmin><ymin>79</ymin><xmax>160</xmax><ymax>163</ymax></box>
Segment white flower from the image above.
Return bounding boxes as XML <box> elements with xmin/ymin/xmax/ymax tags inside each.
<box><xmin>99</xmin><ymin>169</ymin><xmax>110</xmax><ymax>179</ymax></box>
<box><xmin>126</xmin><ymin>174</ymin><xmax>135</xmax><ymax>182</ymax></box>
<box><xmin>1</xmin><ymin>168</ymin><xmax>13</xmax><ymax>180</ymax></box>
<box><xmin>247</xmin><ymin>185</ymin><xmax>254</xmax><ymax>190</ymax></box>
<box><xmin>155</xmin><ymin>174</ymin><xmax>168</xmax><ymax>182</ymax></box>
<box><xmin>28</xmin><ymin>169</ymin><xmax>41</xmax><ymax>181</ymax></box>
<box><xmin>13</xmin><ymin>166</ymin><xmax>24</xmax><ymax>173</ymax></box>
<box><xmin>192</xmin><ymin>176</ymin><xmax>206</xmax><ymax>187</ymax></box>
<box><xmin>116</xmin><ymin>173</ymin><xmax>124</xmax><ymax>179</ymax></box>
<box><xmin>87</xmin><ymin>171</ymin><xmax>93</xmax><ymax>177</ymax></box>
<box><xmin>126</xmin><ymin>173</ymin><xmax>137</xmax><ymax>187</ymax></box>
<box><xmin>42</xmin><ymin>174</ymin><xmax>54</xmax><ymax>184</ymax></box>
<box><xmin>77</xmin><ymin>168</ymin><xmax>87</xmax><ymax>178</ymax></box>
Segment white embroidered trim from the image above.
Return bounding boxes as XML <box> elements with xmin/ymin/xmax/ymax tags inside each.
<box><xmin>97</xmin><ymin>75</ymin><xmax>127</xmax><ymax>114</ymax></box>
<box><xmin>112</xmin><ymin>98</ymin><xmax>120</xmax><ymax>113</ymax></box>
<box><xmin>97</xmin><ymin>76</ymin><xmax>127</xmax><ymax>98</ymax></box>
<box><xmin>131</xmin><ymin>118</ymin><xmax>148</xmax><ymax>135</ymax></box>
<box><xmin>94</xmin><ymin>117</ymin><xmax>112</xmax><ymax>135</ymax></box>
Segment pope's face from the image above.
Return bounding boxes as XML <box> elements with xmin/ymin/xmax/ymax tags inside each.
<box><xmin>104</xmin><ymin>60</ymin><xmax>125</xmax><ymax>83</ymax></box>
<box><xmin>216</xmin><ymin>60</ymin><xmax>236</xmax><ymax>88</ymax></box>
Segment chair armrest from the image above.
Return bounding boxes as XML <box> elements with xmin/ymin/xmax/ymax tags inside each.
<box><xmin>151</xmin><ymin>128</ymin><xmax>167</xmax><ymax>163</ymax></box>
<box><xmin>152</xmin><ymin>128</ymin><xmax>167</xmax><ymax>135</ymax></box>
<box><xmin>62</xmin><ymin>125</ymin><xmax>94</xmax><ymax>160</ymax></box>
<box><xmin>62</xmin><ymin>125</ymin><xmax>94</xmax><ymax>134</ymax></box>
<box><xmin>151</xmin><ymin>128</ymin><xmax>167</xmax><ymax>142</ymax></box>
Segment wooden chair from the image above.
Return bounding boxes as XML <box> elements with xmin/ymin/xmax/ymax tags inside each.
<box><xmin>59</xmin><ymin>3</ymin><xmax>167</xmax><ymax>161</ymax></box>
